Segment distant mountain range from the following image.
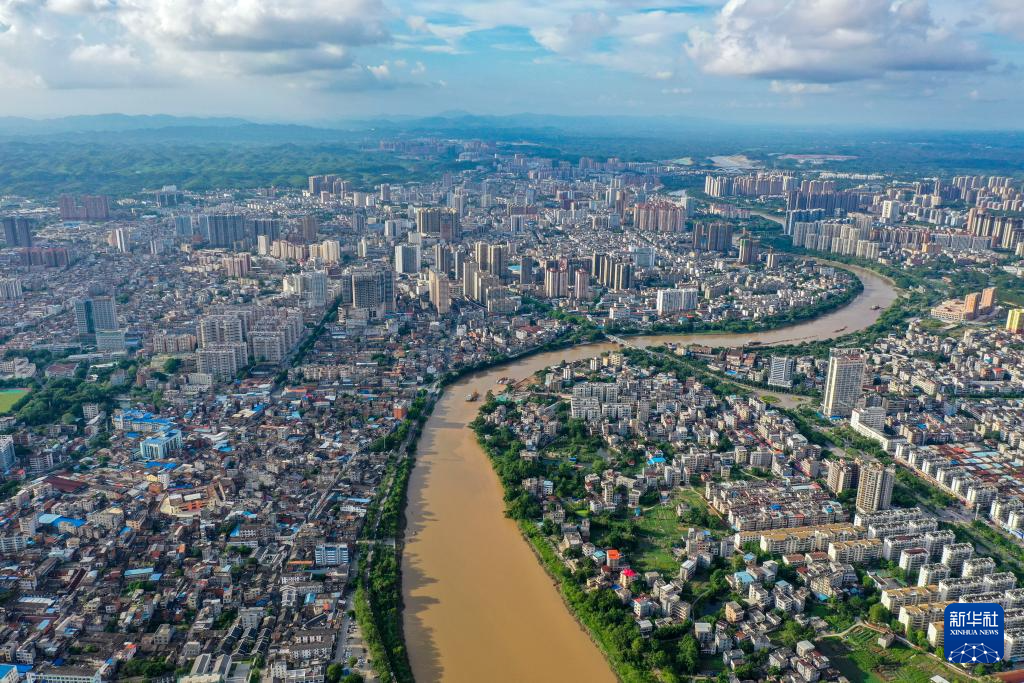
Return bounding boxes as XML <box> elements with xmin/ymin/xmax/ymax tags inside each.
<box><xmin>0</xmin><ymin>111</ymin><xmax>738</xmax><ymax>140</ymax></box>
<box><xmin>0</xmin><ymin>113</ymin><xmax>1020</xmax><ymax>181</ymax></box>
<box><xmin>3</xmin><ymin>111</ymin><xmax>1016</xmax><ymax>142</ymax></box>
<box><xmin>0</xmin><ymin>113</ymin><xmax>255</xmax><ymax>135</ymax></box>
<box><xmin>0</xmin><ymin>112</ymin><xmax>759</xmax><ymax>150</ymax></box>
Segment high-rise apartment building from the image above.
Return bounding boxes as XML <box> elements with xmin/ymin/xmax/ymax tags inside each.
<box><xmin>737</xmin><ymin>233</ymin><xmax>759</xmax><ymax>264</ymax></box>
<box><xmin>574</xmin><ymin>270</ymin><xmax>590</xmax><ymax>300</ymax></box>
<box><xmin>198</xmin><ymin>314</ymin><xmax>245</xmax><ymax>346</ymax></box>
<box><xmin>433</xmin><ymin>243</ymin><xmax>454</xmax><ymax>275</ymax></box>
<box><xmin>1007</xmin><ymin>309</ymin><xmax>1024</xmax><ymax>333</ymax></box>
<box><xmin>544</xmin><ymin>266</ymin><xmax>568</xmax><ymax>299</ymax></box>
<box><xmin>656</xmin><ymin>289</ymin><xmax>687</xmax><ymax>316</ymax></box>
<box><xmin>486</xmin><ymin>244</ymin><xmax>508</xmax><ymax>279</ymax></box>
<box><xmin>473</xmin><ymin>241</ymin><xmax>489</xmax><ymax>272</ymax></box>
<box><xmin>519</xmin><ymin>256</ymin><xmax>535</xmax><ymax>286</ymax></box>
<box><xmin>694</xmin><ymin>222</ymin><xmax>733</xmax><ymax>252</ymax></box>
<box><xmin>825</xmin><ymin>458</ymin><xmax>859</xmax><ymax>494</ymax></box>
<box><xmin>767</xmin><ymin>356</ymin><xmax>796</xmax><ymax>388</ymax></box>
<box><xmin>964</xmin><ymin>292</ymin><xmax>981</xmax><ymax>318</ymax></box>
<box><xmin>349</xmin><ymin>267</ymin><xmax>395</xmax><ymax>314</ymax></box>
<box><xmin>197</xmin><ymin>347</ymin><xmax>242</xmax><ymax>380</ymax></box>
<box><xmin>821</xmin><ymin>348</ymin><xmax>865</xmax><ymax>417</ymax></box>
<box><xmin>283</xmin><ymin>271</ymin><xmax>328</xmax><ymax>308</ymax></box>
<box><xmin>300</xmin><ymin>215</ymin><xmax>318</xmax><ymax>243</ymax></box>
<box><xmin>980</xmin><ymin>286</ymin><xmax>996</xmax><ymax>313</ymax></box>
<box><xmin>0</xmin><ymin>435</ymin><xmax>15</xmax><ymax>472</ymax></box>
<box><xmin>415</xmin><ymin>207</ymin><xmax>460</xmax><ymax>241</ymax></box>
<box><xmin>2</xmin><ymin>216</ymin><xmax>33</xmax><ymax>247</ymax></box>
<box><xmin>73</xmin><ymin>297</ymin><xmax>118</xmax><ymax>335</ymax></box>
<box><xmin>611</xmin><ymin>262</ymin><xmax>634</xmax><ymax>291</ymax></box>
<box><xmin>856</xmin><ymin>461</ymin><xmax>895</xmax><ymax>513</ymax></box>
<box><xmin>428</xmin><ymin>269</ymin><xmax>450</xmax><ymax>315</ymax></box>
<box><xmin>174</xmin><ymin>215</ymin><xmax>193</xmax><ymax>237</ymax></box>
<box><xmin>198</xmin><ymin>214</ymin><xmax>246</xmax><ymax>248</ymax></box>
<box><xmin>0</xmin><ymin>278</ymin><xmax>24</xmax><ymax>300</ymax></box>
<box><xmin>395</xmin><ymin>244</ymin><xmax>421</xmax><ymax>274</ymax></box>
<box><xmin>59</xmin><ymin>194</ymin><xmax>110</xmax><ymax>221</ymax></box>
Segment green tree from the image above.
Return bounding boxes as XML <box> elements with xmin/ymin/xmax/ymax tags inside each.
<box><xmin>677</xmin><ymin>634</ymin><xmax>699</xmax><ymax>674</ymax></box>
<box><xmin>868</xmin><ymin>603</ymin><xmax>890</xmax><ymax>625</ymax></box>
<box><xmin>325</xmin><ymin>663</ymin><xmax>345</xmax><ymax>683</ymax></box>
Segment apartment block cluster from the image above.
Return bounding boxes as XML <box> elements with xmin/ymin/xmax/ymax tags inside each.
<box><xmin>707</xmin><ymin>171</ymin><xmax>1024</xmax><ymax>264</ymax></box>
<box><xmin>871</xmin><ymin>511</ymin><xmax>1024</xmax><ymax>657</ymax></box>
<box><xmin>801</xmin><ymin>321</ymin><xmax>1024</xmax><ymax>540</ymax></box>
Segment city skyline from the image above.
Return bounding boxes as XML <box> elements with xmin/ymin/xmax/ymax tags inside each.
<box><xmin>0</xmin><ymin>0</ymin><xmax>1023</xmax><ymax>129</ymax></box>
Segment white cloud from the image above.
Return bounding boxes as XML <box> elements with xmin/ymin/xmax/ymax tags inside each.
<box><xmin>69</xmin><ymin>43</ymin><xmax>141</xmax><ymax>67</ymax></box>
<box><xmin>403</xmin><ymin>0</ymin><xmax>697</xmax><ymax>80</ymax></box>
<box><xmin>988</xmin><ymin>0</ymin><xmax>1024</xmax><ymax>40</ymax></box>
<box><xmin>116</xmin><ymin>0</ymin><xmax>389</xmax><ymax>54</ymax></box>
<box><xmin>770</xmin><ymin>81</ymin><xmax>833</xmax><ymax>95</ymax></box>
<box><xmin>687</xmin><ymin>0</ymin><xmax>993</xmax><ymax>83</ymax></box>
<box><xmin>0</xmin><ymin>0</ymin><xmax>402</xmax><ymax>90</ymax></box>
<box><xmin>44</xmin><ymin>0</ymin><xmax>116</xmax><ymax>14</ymax></box>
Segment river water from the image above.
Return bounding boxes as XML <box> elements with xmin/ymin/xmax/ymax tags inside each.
<box><xmin>401</xmin><ymin>260</ymin><xmax>898</xmax><ymax>682</ymax></box>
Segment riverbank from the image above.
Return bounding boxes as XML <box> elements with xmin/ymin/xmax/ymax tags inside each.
<box><xmin>354</xmin><ymin>392</ymin><xmax>433</xmax><ymax>683</ymax></box>
<box><xmin>400</xmin><ymin>263</ymin><xmax>899</xmax><ymax>682</ymax></box>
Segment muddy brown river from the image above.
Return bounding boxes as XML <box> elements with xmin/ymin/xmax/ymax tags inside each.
<box><xmin>402</xmin><ymin>259</ymin><xmax>899</xmax><ymax>682</ymax></box>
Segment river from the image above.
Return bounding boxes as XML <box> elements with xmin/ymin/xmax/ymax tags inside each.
<box><xmin>401</xmin><ymin>260</ymin><xmax>899</xmax><ymax>683</ymax></box>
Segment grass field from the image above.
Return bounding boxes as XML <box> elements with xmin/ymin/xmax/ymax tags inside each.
<box><xmin>0</xmin><ymin>389</ymin><xmax>29</xmax><ymax>414</ymax></box>
<box><xmin>633</xmin><ymin>504</ymin><xmax>681</xmax><ymax>573</ymax></box>
<box><xmin>819</xmin><ymin>627</ymin><xmax>972</xmax><ymax>683</ymax></box>
<box><xmin>633</xmin><ymin>488</ymin><xmax>722</xmax><ymax>574</ymax></box>
<box><xmin>806</xmin><ymin>601</ymin><xmax>855</xmax><ymax>633</ymax></box>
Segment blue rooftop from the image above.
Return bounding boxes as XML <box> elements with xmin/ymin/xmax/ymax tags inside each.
<box><xmin>733</xmin><ymin>571</ymin><xmax>755</xmax><ymax>585</ymax></box>
<box><xmin>124</xmin><ymin>567</ymin><xmax>154</xmax><ymax>577</ymax></box>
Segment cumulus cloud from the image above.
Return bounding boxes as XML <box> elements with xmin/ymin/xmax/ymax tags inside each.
<box><xmin>988</xmin><ymin>0</ymin><xmax>1024</xmax><ymax>40</ymax></box>
<box><xmin>115</xmin><ymin>0</ymin><xmax>388</xmax><ymax>55</ymax></box>
<box><xmin>0</xmin><ymin>0</ymin><xmax>404</xmax><ymax>90</ymax></box>
<box><xmin>687</xmin><ymin>0</ymin><xmax>993</xmax><ymax>83</ymax></box>
<box><xmin>69</xmin><ymin>43</ymin><xmax>141</xmax><ymax>68</ymax></box>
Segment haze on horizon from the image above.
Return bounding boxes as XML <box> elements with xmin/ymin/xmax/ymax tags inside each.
<box><xmin>0</xmin><ymin>0</ymin><xmax>1023</xmax><ymax>130</ymax></box>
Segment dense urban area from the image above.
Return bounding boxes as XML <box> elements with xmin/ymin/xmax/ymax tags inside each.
<box><xmin>4</xmin><ymin>135</ymin><xmax>1024</xmax><ymax>683</ymax></box>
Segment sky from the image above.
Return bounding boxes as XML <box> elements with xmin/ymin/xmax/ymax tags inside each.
<box><xmin>0</xmin><ymin>0</ymin><xmax>1023</xmax><ymax>129</ymax></box>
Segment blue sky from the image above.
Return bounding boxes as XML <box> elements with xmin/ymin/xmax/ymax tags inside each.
<box><xmin>1</xmin><ymin>0</ymin><xmax>1023</xmax><ymax>129</ymax></box>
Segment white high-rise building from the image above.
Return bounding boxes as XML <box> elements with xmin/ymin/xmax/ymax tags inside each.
<box><xmin>656</xmin><ymin>288</ymin><xmax>698</xmax><ymax>315</ymax></box>
<box><xmin>881</xmin><ymin>200</ymin><xmax>901</xmax><ymax>224</ymax></box>
<box><xmin>395</xmin><ymin>244</ymin><xmax>421</xmax><ymax>275</ymax></box>
<box><xmin>767</xmin><ymin>356</ymin><xmax>795</xmax><ymax>388</ymax></box>
<box><xmin>656</xmin><ymin>289</ymin><xmax>684</xmax><ymax>315</ymax></box>
<box><xmin>822</xmin><ymin>348</ymin><xmax>865</xmax><ymax>417</ymax></box>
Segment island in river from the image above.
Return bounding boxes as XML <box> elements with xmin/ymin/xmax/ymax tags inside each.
<box><xmin>401</xmin><ymin>261</ymin><xmax>898</xmax><ymax>682</ymax></box>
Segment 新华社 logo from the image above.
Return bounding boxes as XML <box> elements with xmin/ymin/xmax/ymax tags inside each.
<box><xmin>944</xmin><ymin>603</ymin><xmax>1004</xmax><ymax>665</ymax></box>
